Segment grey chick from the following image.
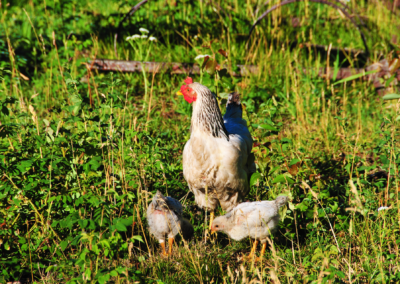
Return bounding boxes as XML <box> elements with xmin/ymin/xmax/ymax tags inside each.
<box><xmin>147</xmin><ymin>191</ymin><xmax>194</xmax><ymax>256</ymax></box>
<box><xmin>211</xmin><ymin>196</ymin><xmax>288</xmax><ymax>261</ymax></box>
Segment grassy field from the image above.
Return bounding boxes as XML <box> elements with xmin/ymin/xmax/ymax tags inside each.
<box><xmin>1</xmin><ymin>0</ymin><xmax>400</xmax><ymax>283</ymax></box>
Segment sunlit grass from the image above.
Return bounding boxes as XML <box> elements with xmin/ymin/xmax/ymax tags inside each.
<box><xmin>1</xmin><ymin>0</ymin><xmax>400</xmax><ymax>283</ymax></box>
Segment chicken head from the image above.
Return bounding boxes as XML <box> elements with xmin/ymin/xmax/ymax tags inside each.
<box><xmin>178</xmin><ymin>77</ymin><xmax>197</xmax><ymax>103</ymax></box>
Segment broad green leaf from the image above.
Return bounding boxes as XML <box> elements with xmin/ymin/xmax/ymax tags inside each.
<box><xmin>98</xmin><ymin>273</ymin><xmax>110</xmax><ymax>284</ymax></box>
<box><xmin>115</xmin><ymin>266</ymin><xmax>126</xmax><ymax>274</ymax></box>
<box><xmin>110</xmin><ymin>270</ymin><xmax>118</xmax><ymax>277</ymax></box>
<box><xmin>259</xmin><ymin>124</ymin><xmax>278</xmax><ymax>131</ymax></box>
<box><xmin>120</xmin><ymin>217</ymin><xmax>133</xmax><ymax>226</ymax></box>
<box><xmin>272</xmin><ymin>174</ymin><xmax>294</xmax><ymax>184</ymax></box>
<box><xmin>289</xmin><ymin>158</ymin><xmax>301</xmax><ymax>166</ymax></box>
<box><xmin>132</xmin><ymin>235</ymin><xmax>144</xmax><ymax>243</ymax></box>
<box><xmin>382</xmin><ymin>93</ymin><xmax>400</xmax><ymax>100</ymax></box>
<box><xmin>60</xmin><ymin>241</ymin><xmax>69</xmax><ymax>251</ymax></box>
<box><xmin>85</xmin><ymin>268</ymin><xmax>91</xmax><ymax>280</ymax></box>
<box><xmin>116</xmin><ymin>222</ymin><xmax>127</xmax><ymax>232</ymax></box>
<box><xmin>250</xmin><ymin>172</ymin><xmax>262</xmax><ymax>187</ymax></box>
<box><xmin>18</xmin><ymin>237</ymin><xmax>26</xmax><ymax>244</ymax></box>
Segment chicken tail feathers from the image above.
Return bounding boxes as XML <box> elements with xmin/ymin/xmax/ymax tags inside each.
<box><xmin>275</xmin><ymin>196</ymin><xmax>289</xmax><ymax>209</ymax></box>
<box><xmin>224</xmin><ymin>92</ymin><xmax>242</xmax><ymax>119</ymax></box>
<box><xmin>180</xmin><ymin>218</ymin><xmax>194</xmax><ymax>240</ymax></box>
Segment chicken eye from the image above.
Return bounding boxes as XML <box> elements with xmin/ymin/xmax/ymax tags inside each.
<box><xmin>215</xmin><ymin>225</ymin><xmax>219</xmax><ymax>228</ymax></box>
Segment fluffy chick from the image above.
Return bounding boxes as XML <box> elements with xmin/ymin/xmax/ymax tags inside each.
<box><xmin>211</xmin><ymin>196</ymin><xmax>288</xmax><ymax>260</ymax></box>
<box><xmin>147</xmin><ymin>191</ymin><xmax>194</xmax><ymax>256</ymax></box>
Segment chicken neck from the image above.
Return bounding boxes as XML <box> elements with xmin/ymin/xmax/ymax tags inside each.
<box><xmin>190</xmin><ymin>84</ymin><xmax>229</xmax><ymax>140</ymax></box>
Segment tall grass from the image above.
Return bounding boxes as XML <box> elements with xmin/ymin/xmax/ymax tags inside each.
<box><xmin>1</xmin><ymin>0</ymin><xmax>400</xmax><ymax>283</ymax></box>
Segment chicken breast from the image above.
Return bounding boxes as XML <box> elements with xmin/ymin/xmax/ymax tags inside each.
<box><xmin>180</xmin><ymin>80</ymin><xmax>256</xmax><ymax>213</ymax></box>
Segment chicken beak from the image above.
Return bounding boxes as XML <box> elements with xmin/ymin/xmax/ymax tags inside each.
<box><xmin>176</xmin><ymin>91</ymin><xmax>183</xmax><ymax>96</ymax></box>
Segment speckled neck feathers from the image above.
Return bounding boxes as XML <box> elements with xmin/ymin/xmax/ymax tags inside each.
<box><xmin>189</xmin><ymin>83</ymin><xmax>229</xmax><ymax>140</ymax></box>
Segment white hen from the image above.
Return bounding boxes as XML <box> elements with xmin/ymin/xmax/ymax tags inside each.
<box><xmin>147</xmin><ymin>191</ymin><xmax>194</xmax><ymax>256</ymax></box>
<box><xmin>211</xmin><ymin>196</ymin><xmax>288</xmax><ymax>260</ymax></box>
<box><xmin>179</xmin><ymin>78</ymin><xmax>256</xmax><ymax>228</ymax></box>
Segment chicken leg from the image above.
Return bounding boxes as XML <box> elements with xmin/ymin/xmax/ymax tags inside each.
<box><xmin>160</xmin><ymin>240</ymin><xmax>168</xmax><ymax>256</ymax></box>
<box><xmin>209</xmin><ymin>211</ymin><xmax>215</xmax><ymax>231</ymax></box>
<box><xmin>244</xmin><ymin>240</ymin><xmax>258</xmax><ymax>260</ymax></box>
<box><xmin>168</xmin><ymin>237</ymin><xmax>174</xmax><ymax>255</ymax></box>
<box><xmin>254</xmin><ymin>243</ymin><xmax>267</xmax><ymax>262</ymax></box>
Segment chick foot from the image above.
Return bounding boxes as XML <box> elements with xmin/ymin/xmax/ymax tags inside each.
<box><xmin>168</xmin><ymin>237</ymin><xmax>174</xmax><ymax>255</ymax></box>
<box><xmin>253</xmin><ymin>243</ymin><xmax>267</xmax><ymax>262</ymax></box>
<box><xmin>243</xmin><ymin>240</ymin><xmax>258</xmax><ymax>261</ymax></box>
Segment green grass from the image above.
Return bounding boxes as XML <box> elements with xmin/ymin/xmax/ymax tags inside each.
<box><xmin>1</xmin><ymin>0</ymin><xmax>400</xmax><ymax>283</ymax></box>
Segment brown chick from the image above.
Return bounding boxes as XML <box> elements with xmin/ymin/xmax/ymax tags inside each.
<box><xmin>147</xmin><ymin>191</ymin><xmax>194</xmax><ymax>256</ymax></box>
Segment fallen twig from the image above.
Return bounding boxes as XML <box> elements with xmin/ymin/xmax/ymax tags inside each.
<box><xmin>88</xmin><ymin>59</ymin><xmax>258</xmax><ymax>77</ymax></box>
<box><xmin>87</xmin><ymin>58</ymin><xmax>400</xmax><ymax>89</ymax></box>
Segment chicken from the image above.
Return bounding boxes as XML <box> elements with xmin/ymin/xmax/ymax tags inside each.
<box><xmin>178</xmin><ymin>77</ymin><xmax>256</xmax><ymax>229</ymax></box>
<box><xmin>147</xmin><ymin>191</ymin><xmax>194</xmax><ymax>256</ymax></box>
<box><xmin>210</xmin><ymin>196</ymin><xmax>288</xmax><ymax>260</ymax></box>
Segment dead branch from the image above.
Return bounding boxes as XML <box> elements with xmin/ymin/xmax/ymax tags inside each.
<box><xmin>87</xmin><ymin>58</ymin><xmax>400</xmax><ymax>90</ymax></box>
<box><xmin>88</xmin><ymin>59</ymin><xmax>257</xmax><ymax>77</ymax></box>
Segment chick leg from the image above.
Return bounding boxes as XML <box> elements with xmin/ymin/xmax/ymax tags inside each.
<box><xmin>255</xmin><ymin>243</ymin><xmax>267</xmax><ymax>262</ymax></box>
<box><xmin>168</xmin><ymin>237</ymin><xmax>174</xmax><ymax>256</ymax></box>
<box><xmin>160</xmin><ymin>240</ymin><xmax>168</xmax><ymax>256</ymax></box>
<box><xmin>209</xmin><ymin>211</ymin><xmax>215</xmax><ymax>231</ymax></box>
<box><xmin>244</xmin><ymin>240</ymin><xmax>258</xmax><ymax>260</ymax></box>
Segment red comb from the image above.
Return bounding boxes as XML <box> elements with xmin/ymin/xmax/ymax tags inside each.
<box><xmin>184</xmin><ymin>77</ymin><xmax>193</xmax><ymax>84</ymax></box>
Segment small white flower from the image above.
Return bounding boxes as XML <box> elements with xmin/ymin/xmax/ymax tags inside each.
<box><xmin>126</xmin><ymin>36</ymin><xmax>131</xmax><ymax>41</ymax></box>
<box><xmin>141</xmin><ymin>35</ymin><xmax>148</xmax><ymax>39</ymax></box>
<box><xmin>377</xmin><ymin>206</ymin><xmax>389</xmax><ymax>211</ymax></box>
<box><xmin>127</xmin><ymin>35</ymin><xmax>141</xmax><ymax>41</ymax></box>
<box><xmin>139</xmin><ymin>28</ymin><xmax>149</xmax><ymax>34</ymax></box>
<box><xmin>149</xmin><ymin>36</ymin><xmax>157</xmax><ymax>42</ymax></box>
<box><xmin>194</xmin><ymin>54</ymin><xmax>211</xmax><ymax>60</ymax></box>
<box><xmin>194</xmin><ymin>35</ymin><xmax>198</xmax><ymax>39</ymax></box>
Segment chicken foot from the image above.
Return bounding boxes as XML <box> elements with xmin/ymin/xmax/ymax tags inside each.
<box><xmin>159</xmin><ymin>238</ymin><xmax>175</xmax><ymax>256</ymax></box>
<box><xmin>244</xmin><ymin>240</ymin><xmax>258</xmax><ymax>260</ymax></box>
<box><xmin>244</xmin><ymin>241</ymin><xmax>267</xmax><ymax>262</ymax></box>
<box><xmin>256</xmin><ymin>243</ymin><xmax>267</xmax><ymax>261</ymax></box>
